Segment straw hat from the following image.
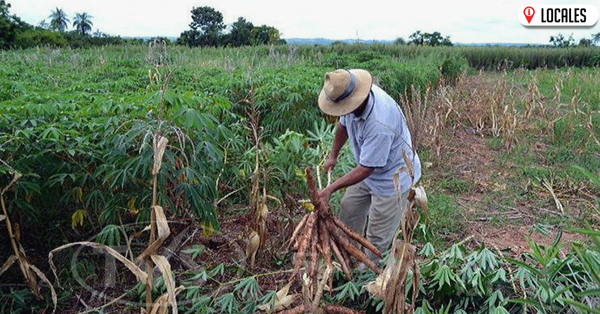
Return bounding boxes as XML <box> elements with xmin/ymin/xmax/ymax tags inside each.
<box><xmin>318</xmin><ymin>69</ymin><xmax>373</xmax><ymax>116</ymax></box>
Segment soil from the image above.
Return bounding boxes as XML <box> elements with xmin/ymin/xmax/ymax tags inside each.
<box><xmin>439</xmin><ymin>126</ymin><xmax>591</xmax><ymax>256</ymax></box>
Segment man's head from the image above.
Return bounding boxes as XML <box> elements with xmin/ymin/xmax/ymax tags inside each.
<box><xmin>318</xmin><ymin>69</ymin><xmax>372</xmax><ymax>116</ymax></box>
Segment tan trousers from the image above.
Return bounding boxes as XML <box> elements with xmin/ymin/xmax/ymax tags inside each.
<box><xmin>339</xmin><ymin>181</ymin><xmax>409</xmax><ymax>262</ymax></box>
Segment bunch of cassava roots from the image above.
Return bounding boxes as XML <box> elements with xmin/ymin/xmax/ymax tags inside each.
<box><xmin>279</xmin><ymin>167</ymin><xmax>383</xmax><ymax>314</ymax></box>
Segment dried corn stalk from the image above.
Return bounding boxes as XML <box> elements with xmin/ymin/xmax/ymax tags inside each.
<box><xmin>364</xmin><ymin>157</ymin><xmax>428</xmax><ymax>314</ymax></box>
<box><xmin>48</xmin><ymin>134</ymin><xmax>181</xmax><ymax>314</ymax></box>
<box><xmin>0</xmin><ymin>169</ymin><xmax>57</xmax><ymax>312</ymax></box>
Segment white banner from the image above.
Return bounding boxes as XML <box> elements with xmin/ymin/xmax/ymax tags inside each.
<box><xmin>518</xmin><ymin>5</ymin><xmax>598</xmax><ymax>27</ymax></box>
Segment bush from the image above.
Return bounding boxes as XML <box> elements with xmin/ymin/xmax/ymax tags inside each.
<box><xmin>14</xmin><ymin>28</ymin><xmax>66</xmax><ymax>48</ymax></box>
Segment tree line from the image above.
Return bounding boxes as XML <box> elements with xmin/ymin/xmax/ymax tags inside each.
<box><xmin>0</xmin><ymin>2</ymin><xmax>286</xmax><ymax>49</ymax></box>
<box><xmin>177</xmin><ymin>6</ymin><xmax>286</xmax><ymax>47</ymax></box>
<box><xmin>2</xmin><ymin>1</ymin><xmax>599</xmax><ymax>50</ymax></box>
<box><xmin>0</xmin><ymin>1</ymin><xmax>141</xmax><ymax>49</ymax></box>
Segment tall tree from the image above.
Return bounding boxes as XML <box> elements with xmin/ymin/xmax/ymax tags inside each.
<box><xmin>409</xmin><ymin>30</ymin><xmax>452</xmax><ymax>46</ymax></box>
<box><xmin>228</xmin><ymin>17</ymin><xmax>253</xmax><ymax>47</ymax></box>
<box><xmin>549</xmin><ymin>33</ymin><xmax>574</xmax><ymax>48</ymax></box>
<box><xmin>48</xmin><ymin>7</ymin><xmax>69</xmax><ymax>32</ymax></box>
<box><xmin>251</xmin><ymin>25</ymin><xmax>283</xmax><ymax>45</ymax></box>
<box><xmin>1</xmin><ymin>0</ymin><xmax>30</xmax><ymax>49</ymax></box>
<box><xmin>73</xmin><ymin>12</ymin><xmax>93</xmax><ymax>36</ymax></box>
<box><xmin>188</xmin><ymin>6</ymin><xmax>224</xmax><ymax>46</ymax></box>
<box><xmin>394</xmin><ymin>37</ymin><xmax>406</xmax><ymax>45</ymax></box>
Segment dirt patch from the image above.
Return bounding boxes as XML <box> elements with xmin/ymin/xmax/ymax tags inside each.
<box><xmin>439</xmin><ymin>125</ymin><xmax>593</xmax><ymax>255</ymax></box>
<box><xmin>467</xmin><ymin>223</ymin><xmax>587</xmax><ymax>256</ymax></box>
<box><xmin>444</xmin><ymin>127</ymin><xmax>499</xmax><ymax>193</ymax></box>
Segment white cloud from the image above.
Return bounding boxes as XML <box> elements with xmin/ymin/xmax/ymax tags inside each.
<box><xmin>9</xmin><ymin>0</ymin><xmax>600</xmax><ymax>43</ymax></box>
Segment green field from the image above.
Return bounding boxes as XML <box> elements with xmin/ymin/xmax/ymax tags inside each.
<box><xmin>0</xmin><ymin>44</ymin><xmax>599</xmax><ymax>313</ymax></box>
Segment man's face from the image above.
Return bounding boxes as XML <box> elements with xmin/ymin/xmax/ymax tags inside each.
<box><xmin>351</xmin><ymin>95</ymin><xmax>369</xmax><ymax>117</ymax></box>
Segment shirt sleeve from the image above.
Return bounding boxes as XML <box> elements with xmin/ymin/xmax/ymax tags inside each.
<box><xmin>359</xmin><ymin>124</ymin><xmax>393</xmax><ymax>168</ymax></box>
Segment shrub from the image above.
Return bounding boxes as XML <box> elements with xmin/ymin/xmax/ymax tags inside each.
<box><xmin>15</xmin><ymin>28</ymin><xmax>66</xmax><ymax>48</ymax></box>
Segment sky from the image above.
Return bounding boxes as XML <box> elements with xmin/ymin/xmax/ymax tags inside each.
<box><xmin>10</xmin><ymin>0</ymin><xmax>600</xmax><ymax>44</ymax></box>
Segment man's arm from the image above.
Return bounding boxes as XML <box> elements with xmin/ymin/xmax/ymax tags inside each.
<box><xmin>319</xmin><ymin>165</ymin><xmax>374</xmax><ymax>202</ymax></box>
<box><xmin>323</xmin><ymin>122</ymin><xmax>348</xmax><ymax>172</ymax></box>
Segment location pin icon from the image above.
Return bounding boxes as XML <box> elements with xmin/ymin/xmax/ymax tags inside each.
<box><xmin>524</xmin><ymin>6</ymin><xmax>535</xmax><ymax>23</ymax></box>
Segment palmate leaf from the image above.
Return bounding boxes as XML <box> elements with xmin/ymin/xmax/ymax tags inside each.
<box><xmin>214</xmin><ymin>293</ymin><xmax>238</xmax><ymax>314</ymax></box>
<box><xmin>419</xmin><ymin>242</ymin><xmax>436</xmax><ymax>258</ymax></box>
<box><xmin>432</xmin><ymin>265</ymin><xmax>465</xmax><ymax>291</ymax></box>
<box><xmin>334</xmin><ymin>281</ymin><xmax>360</xmax><ymax>302</ymax></box>
<box><xmin>505</xmin><ymin>257</ymin><xmax>542</xmax><ymax>276</ymax></box>
<box><xmin>476</xmin><ymin>247</ymin><xmax>499</xmax><ymax>272</ymax></box>
<box><xmin>234</xmin><ymin>276</ymin><xmax>260</xmax><ymax>299</ymax></box>
<box><xmin>181</xmin><ymin>244</ymin><xmax>205</xmax><ymax>260</ymax></box>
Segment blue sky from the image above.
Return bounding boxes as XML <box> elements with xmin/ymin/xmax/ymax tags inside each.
<box><xmin>10</xmin><ymin>0</ymin><xmax>600</xmax><ymax>43</ymax></box>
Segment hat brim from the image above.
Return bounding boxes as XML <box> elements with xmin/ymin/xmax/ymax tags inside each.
<box><xmin>318</xmin><ymin>69</ymin><xmax>373</xmax><ymax>117</ymax></box>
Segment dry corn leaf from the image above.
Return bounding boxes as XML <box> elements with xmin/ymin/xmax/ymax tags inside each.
<box><xmin>257</xmin><ymin>282</ymin><xmax>299</xmax><ymax>313</ymax></box>
<box><xmin>0</xmin><ymin>255</ymin><xmax>17</xmax><ymax>277</ymax></box>
<box><xmin>49</xmin><ymin>241</ymin><xmax>148</xmax><ymax>286</ymax></box>
<box><xmin>136</xmin><ymin>206</ymin><xmax>171</xmax><ymax>262</ymax></box>
<box><xmin>149</xmin><ymin>286</ymin><xmax>184</xmax><ymax>314</ymax></box>
<box><xmin>29</xmin><ymin>264</ymin><xmax>57</xmax><ymax>313</ymax></box>
<box><xmin>414</xmin><ymin>186</ymin><xmax>429</xmax><ymax>224</ymax></box>
<box><xmin>246</xmin><ymin>230</ymin><xmax>260</xmax><ymax>268</ymax></box>
<box><xmin>151</xmin><ymin>254</ymin><xmax>177</xmax><ymax>314</ymax></box>
<box><xmin>0</xmin><ymin>214</ymin><xmax>5</xmax><ymax>222</ymax></box>
<box><xmin>15</xmin><ymin>245</ymin><xmax>42</xmax><ymax>300</ymax></box>
<box><xmin>259</xmin><ymin>203</ymin><xmax>268</xmax><ymax>220</ymax></box>
<box><xmin>364</xmin><ymin>264</ymin><xmax>393</xmax><ymax>298</ymax></box>
<box><xmin>152</xmin><ymin>136</ymin><xmax>169</xmax><ymax>175</ymax></box>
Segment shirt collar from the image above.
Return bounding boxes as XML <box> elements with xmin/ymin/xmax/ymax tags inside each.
<box><xmin>353</xmin><ymin>90</ymin><xmax>374</xmax><ymax>121</ymax></box>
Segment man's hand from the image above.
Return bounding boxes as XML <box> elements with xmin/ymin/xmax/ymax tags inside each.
<box><xmin>323</xmin><ymin>155</ymin><xmax>337</xmax><ymax>173</ymax></box>
<box><xmin>318</xmin><ymin>185</ymin><xmax>333</xmax><ymax>203</ymax></box>
<box><xmin>317</xmin><ymin>165</ymin><xmax>375</xmax><ymax>205</ymax></box>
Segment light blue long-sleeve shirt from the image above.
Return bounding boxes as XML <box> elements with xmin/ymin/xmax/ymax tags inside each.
<box><xmin>340</xmin><ymin>85</ymin><xmax>421</xmax><ymax>196</ymax></box>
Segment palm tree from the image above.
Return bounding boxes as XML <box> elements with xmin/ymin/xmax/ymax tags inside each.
<box><xmin>48</xmin><ymin>7</ymin><xmax>69</xmax><ymax>32</ymax></box>
<box><xmin>73</xmin><ymin>12</ymin><xmax>93</xmax><ymax>36</ymax></box>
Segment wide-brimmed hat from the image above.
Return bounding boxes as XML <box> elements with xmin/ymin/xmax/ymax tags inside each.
<box><xmin>318</xmin><ymin>69</ymin><xmax>372</xmax><ymax>116</ymax></box>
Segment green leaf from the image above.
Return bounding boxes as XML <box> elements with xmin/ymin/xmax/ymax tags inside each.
<box><xmin>505</xmin><ymin>257</ymin><xmax>542</xmax><ymax>276</ymax></box>
<box><xmin>333</xmin><ymin>281</ymin><xmax>360</xmax><ymax>302</ymax></box>
<box><xmin>214</xmin><ymin>293</ymin><xmax>237</xmax><ymax>314</ymax></box>
<box><xmin>559</xmin><ymin>297</ymin><xmax>600</xmax><ymax>314</ymax></box>
<box><xmin>575</xmin><ymin>288</ymin><xmax>600</xmax><ymax>297</ymax></box>
<box><xmin>234</xmin><ymin>276</ymin><xmax>260</xmax><ymax>299</ymax></box>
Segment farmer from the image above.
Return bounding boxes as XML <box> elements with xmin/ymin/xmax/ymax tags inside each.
<box><xmin>317</xmin><ymin>69</ymin><xmax>421</xmax><ymax>262</ymax></box>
